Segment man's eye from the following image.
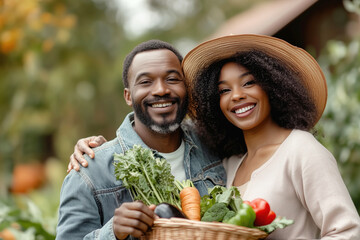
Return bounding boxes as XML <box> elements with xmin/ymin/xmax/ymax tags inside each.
<box><xmin>167</xmin><ymin>77</ymin><xmax>181</xmax><ymax>82</ymax></box>
<box><xmin>139</xmin><ymin>79</ymin><xmax>151</xmax><ymax>84</ymax></box>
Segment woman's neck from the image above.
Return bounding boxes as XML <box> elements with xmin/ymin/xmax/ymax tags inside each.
<box><xmin>243</xmin><ymin>121</ymin><xmax>291</xmax><ymax>157</ymax></box>
<box><xmin>233</xmin><ymin>121</ymin><xmax>292</xmax><ymax>186</ymax></box>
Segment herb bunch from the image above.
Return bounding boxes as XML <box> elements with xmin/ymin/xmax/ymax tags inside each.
<box><xmin>114</xmin><ymin>145</ymin><xmax>181</xmax><ymax>209</ymax></box>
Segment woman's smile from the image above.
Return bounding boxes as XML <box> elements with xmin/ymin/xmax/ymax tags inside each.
<box><xmin>232</xmin><ymin>103</ymin><xmax>256</xmax><ymax>116</ymax></box>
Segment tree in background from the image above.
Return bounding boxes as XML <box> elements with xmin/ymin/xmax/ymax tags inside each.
<box><xmin>0</xmin><ymin>0</ymin><xmax>125</xmax><ymax>195</ymax></box>
<box><xmin>0</xmin><ymin>0</ymin><xmax>264</xmax><ymax>195</ymax></box>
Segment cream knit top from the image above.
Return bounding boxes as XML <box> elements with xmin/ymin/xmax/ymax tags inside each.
<box><xmin>223</xmin><ymin>130</ymin><xmax>360</xmax><ymax>239</ymax></box>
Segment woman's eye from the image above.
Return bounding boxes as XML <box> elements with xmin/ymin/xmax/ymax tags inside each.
<box><xmin>244</xmin><ymin>80</ymin><xmax>255</xmax><ymax>87</ymax></box>
<box><xmin>219</xmin><ymin>88</ymin><xmax>230</xmax><ymax>95</ymax></box>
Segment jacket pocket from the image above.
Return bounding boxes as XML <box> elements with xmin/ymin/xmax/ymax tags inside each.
<box><xmin>94</xmin><ymin>186</ymin><xmax>133</xmax><ymax>225</ymax></box>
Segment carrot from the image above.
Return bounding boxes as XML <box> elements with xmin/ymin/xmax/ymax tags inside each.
<box><xmin>175</xmin><ymin>180</ymin><xmax>201</xmax><ymax>221</ymax></box>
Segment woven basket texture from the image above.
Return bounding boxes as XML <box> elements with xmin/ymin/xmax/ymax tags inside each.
<box><xmin>140</xmin><ymin>218</ymin><xmax>268</xmax><ymax>240</ymax></box>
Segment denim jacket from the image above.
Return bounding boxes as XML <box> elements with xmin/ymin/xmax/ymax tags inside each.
<box><xmin>56</xmin><ymin>112</ymin><xmax>226</xmax><ymax>240</ymax></box>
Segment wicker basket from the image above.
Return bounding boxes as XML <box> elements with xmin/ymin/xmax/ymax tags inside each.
<box><xmin>141</xmin><ymin>218</ymin><xmax>268</xmax><ymax>240</ymax></box>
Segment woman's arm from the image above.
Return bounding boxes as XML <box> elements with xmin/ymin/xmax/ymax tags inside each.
<box><xmin>68</xmin><ymin>135</ymin><xmax>107</xmax><ymax>172</ymax></box>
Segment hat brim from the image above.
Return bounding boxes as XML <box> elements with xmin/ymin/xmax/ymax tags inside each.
<box><xmin>182</xmin><ymin>34</ymin><xmax>327</xmax><ymax>126</ymax></box>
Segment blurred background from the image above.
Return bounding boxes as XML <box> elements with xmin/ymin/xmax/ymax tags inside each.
<box><xmin>0</xmin><ymin>0</ymin><xmax>359</xmax><ymax>239</ymax></box>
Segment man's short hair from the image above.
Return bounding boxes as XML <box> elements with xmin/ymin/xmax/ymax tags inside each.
<box><xmin>122</xmin><ymin>40</ymin><xmax>183</xmax><ymax>88</ymax></box>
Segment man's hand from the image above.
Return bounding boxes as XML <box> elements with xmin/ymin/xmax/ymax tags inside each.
<box><xmin>67</xmin><ymin>135</ymin><xmax>107</xmax><ymax>172</ymax></box>
<box><xmin>113</xmin><ymin>201</ymin><xmax>156</xmax><ymax>239</ymax></box>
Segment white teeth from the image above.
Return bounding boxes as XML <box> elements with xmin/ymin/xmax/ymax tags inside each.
<box><xmin>152</xmin><ymin>103</ymin><xmax>172</xmax><ymax>108</ymax></box>
<box><xmin>235</xmin><ymin>105</ymin><xmax>255</xmax><ymax>114</ymax></box>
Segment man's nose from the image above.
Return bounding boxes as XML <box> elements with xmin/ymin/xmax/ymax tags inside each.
<box><xmin>152</xmin><ymin>80</ymin><xmax>171</xmax><ymax>96</ymax></box>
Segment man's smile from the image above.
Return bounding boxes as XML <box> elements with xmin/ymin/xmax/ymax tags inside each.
<box><xmin>151</xmin><ymin>102</ymin><xmax>174</xmax><ymax>108</ymax></box>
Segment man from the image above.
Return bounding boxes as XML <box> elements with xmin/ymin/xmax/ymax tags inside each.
<box><xmin>56</xmin><ymin>40</ymin><xmax>226</xmax><ymax>240</ymax></box>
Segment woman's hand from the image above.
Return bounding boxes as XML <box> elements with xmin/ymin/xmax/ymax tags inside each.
<box><xmin>67</xmin><ymin>135</ymin><xmax>107</xmax><ymax>172</ymax></box>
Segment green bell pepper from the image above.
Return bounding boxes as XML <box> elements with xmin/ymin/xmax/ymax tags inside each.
<box><xmin>224</xmin><ymin>203</ymin><xmax>256</xmax><ymax>228</ymax></box>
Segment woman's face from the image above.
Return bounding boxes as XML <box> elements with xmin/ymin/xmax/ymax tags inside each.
<box><xmin>218</xmin><ymin>62</ymin><xmax>272</xmax><ymax>131</ymax></box>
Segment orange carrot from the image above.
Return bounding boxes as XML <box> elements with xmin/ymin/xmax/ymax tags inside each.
<box><xmin>175</xmin><ymin>180</ymin><xmax>201</xmax><ymax>221</ymax></box>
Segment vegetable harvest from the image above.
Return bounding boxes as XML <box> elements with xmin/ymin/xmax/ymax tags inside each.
<box><xmin>113</xmin><ymin>145</ymin><xmax>294</xmax><ymax>235</ymax></box>
<box><xmin>175</xmin><ymin>180</ymin><xmax>201</xmax><ymax>221</ymax></box>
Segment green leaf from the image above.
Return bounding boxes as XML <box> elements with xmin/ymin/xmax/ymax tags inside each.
<box><xmin>200</xmin><ymin>194</ymin><xmax>216</xmax><ymax>217</ymax></box>
<box><xmin>200</xmin><ymin>186</ymin><xmax>242</xmax><ymax>216</ymax></box>
<box><xmin>216</xmin><ymin>186</ymin><xmax>240</xmax><ymax>205</ymax></box>
<box><xmin>207</xmin><ymin>185</ymin><xmax>227</xmax><ymax>198</ymax></box>
<box><xmin>256</xmin><ymin>217</ymin><xmax>294</xmax><ymax>234</ymax></box>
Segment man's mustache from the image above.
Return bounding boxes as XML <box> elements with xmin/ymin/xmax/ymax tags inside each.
<box><xmin>144</xmin><ymin>96</ymin><xmax>179</xmax><ymax>105</ymax></box>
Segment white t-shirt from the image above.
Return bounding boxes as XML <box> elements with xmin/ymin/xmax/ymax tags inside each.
<box><xmin>159</xmin><ymin>140</ymin><xmax>186</xmax><ymax>181</ymax></box>
<box><xmin>223</xmin><ymin>129</ymin><xmax>360</xmax><ymax>239</ymax></box>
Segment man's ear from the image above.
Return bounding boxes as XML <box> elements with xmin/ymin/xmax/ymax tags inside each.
<box><xmin>124</xmin><ymin>88</ymin><xmax>132</xmax><ymax>106</ymax></box>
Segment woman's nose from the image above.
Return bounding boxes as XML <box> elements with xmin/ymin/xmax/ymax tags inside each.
<box><xmin>231</xmin><ymin>87</ymin><xmax>246</xmax><ymax>101</ymax></box>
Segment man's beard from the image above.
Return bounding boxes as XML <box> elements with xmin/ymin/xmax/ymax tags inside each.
<box><xmin>132</xmin><ymin>96</ymin><xmax>188</xmax><ymax>134</ymax></box>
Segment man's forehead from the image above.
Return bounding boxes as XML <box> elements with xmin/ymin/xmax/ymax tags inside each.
<box><xmin>132</xmin><ymin>49</ymin><xmax>180</xmax><ymax>65</ymax></box>
<box><xmin>129</xmin><ymin>49</ymin><xmax>182</xmax><ymax>78</ymax></box>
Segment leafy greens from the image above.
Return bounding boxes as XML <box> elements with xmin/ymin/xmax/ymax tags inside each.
<box><xmin>113</xmin><ymin>145</ymin><xmax>181</xmax><ymax>209</ymax></box>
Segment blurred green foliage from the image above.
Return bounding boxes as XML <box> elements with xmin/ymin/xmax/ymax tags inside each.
<box><xmin>0</xmin><ymin>0</ymin><xmax>359</xmax><ymax>239</ymax></box>
<box><xmin>315</xmin><ymin>0</ymin><xmax>360</xmax><ymax>214</ymax></box>
<box><xmin>317</xmin><ymin>38</ymin><xmax>360</xmax><ymax>213</ymax></box>
<box><xmin>0</xmin><ymin>196</ymin><xmax>56</xmax><ymax>240</ymax></box>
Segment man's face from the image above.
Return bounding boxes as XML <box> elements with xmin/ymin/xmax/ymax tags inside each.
<box><xmin>124</xmin><ymin>49</ymin><xmax>188</xmax><ymax>134</ymax></box>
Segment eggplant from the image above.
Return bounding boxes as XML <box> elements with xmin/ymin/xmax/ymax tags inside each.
<box><xmin>154</xmin><ymin>203</ymin><xmax>187</xmax><ymax>219</ymax></box>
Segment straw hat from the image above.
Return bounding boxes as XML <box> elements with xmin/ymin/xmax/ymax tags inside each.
<box><xmin>182</xmin><ymin>34</ymin><xmax>327</xmax><ymax>126</ymax></box>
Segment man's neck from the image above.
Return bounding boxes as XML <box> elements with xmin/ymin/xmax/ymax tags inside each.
<box><xmin>133</xmin><ymin>118</ymin><xmax>182</xmax><ymax>153</ymax></box>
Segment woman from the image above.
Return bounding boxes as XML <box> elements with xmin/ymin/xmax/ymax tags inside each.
<box><xmin>182</xmin><ymin>34</ymin><xmax>360</xmax><ymax>239</ymax></box>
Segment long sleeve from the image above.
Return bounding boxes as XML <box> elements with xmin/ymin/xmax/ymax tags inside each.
<box><xmin>56</xmin><ymin>170</ymin><xmax>117</xmax><ymax>240</ymax></box>
<box><xmin>290</xmin><ymin>135</ymin><xmax>360</xmax><ymax>239</ymax></box>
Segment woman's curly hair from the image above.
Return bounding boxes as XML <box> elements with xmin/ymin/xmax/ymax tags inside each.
<box><xmin>190</xmin><ymin>50</ymin><xmax>317</xmax><ymax>158</ymax></box>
